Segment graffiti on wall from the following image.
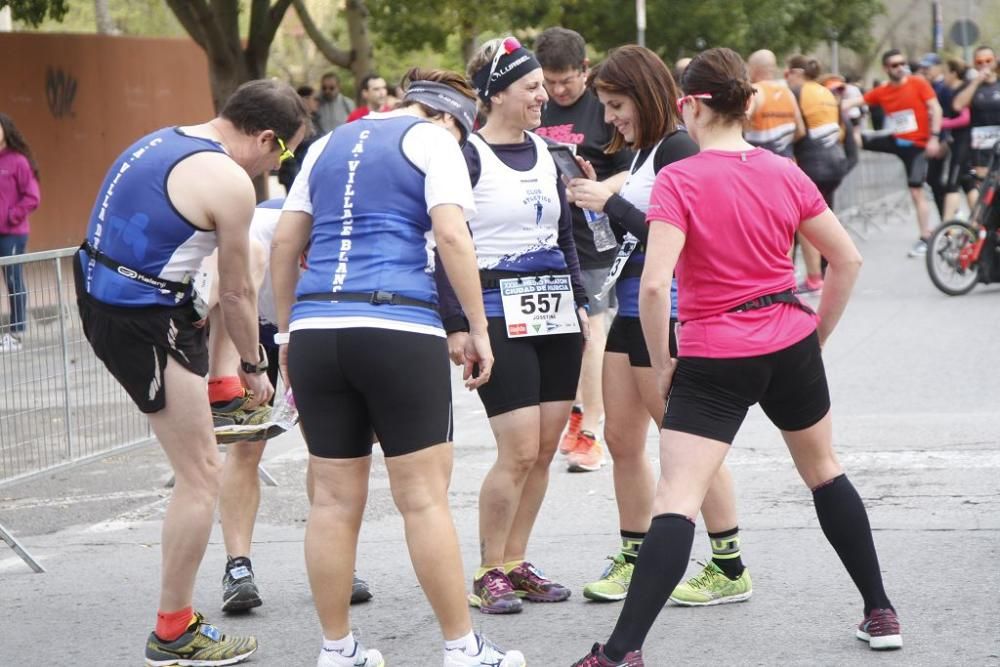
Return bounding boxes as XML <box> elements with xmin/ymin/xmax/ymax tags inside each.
<box><xmin>45</xmin><ymin>67</ymin><xmax>77</xmax><ymax>118</ymax></box>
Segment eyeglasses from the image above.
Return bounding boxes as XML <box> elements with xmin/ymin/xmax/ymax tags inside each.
<box><xmin>887</xmin><ymin>61</ymin><xmax>907</xmax><ymax>69</ymax></box>
<box><xmin>676</xmin><ymin>93</ymin><xmax>712</xmax><ymax>116</ymax></box>
<box><xmin>483</xmin><ymin>36</ymin><xmax>522</xmax><ymax>98</ymax></box>
<box><xmin>275</xmin><ymin>136</ymin><xmax>295</xmax><ymax>164</ymax></box>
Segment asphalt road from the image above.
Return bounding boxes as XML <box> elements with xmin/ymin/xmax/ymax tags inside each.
<box><xmin>1</xmin><ymin>203</ymin><xmax>999</xmax><ymax>666</ymax></box>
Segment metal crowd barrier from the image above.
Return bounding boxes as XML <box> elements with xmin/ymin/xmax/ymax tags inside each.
<box><xmin>0</xmin><ymin>248</ymin><xmax>154</xmax><ymax>572</ymax></box>
<box><xmin>835</xmin><ymin>150</ymin><xmax>917</xmax><ymax>239</ymax></box>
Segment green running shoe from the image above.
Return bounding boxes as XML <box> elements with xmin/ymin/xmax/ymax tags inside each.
<box><xmin>668</xmin><ymin>560</ymin><xmax>752</xmax><ymax>607</ymax></box>
<box><xmin>144</xmin><ymin>612</ymin><xmax>257</xmax><ymax>666</ymax></box>
<box><xmin>583</xmin><ymin>554</ymin><xmax>634</xmax><ymax>602</ymax></box>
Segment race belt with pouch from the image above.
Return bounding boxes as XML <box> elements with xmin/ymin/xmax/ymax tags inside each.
<box><xmin>79</xmin><ymin>240</ymin><xmax>203</xmax><ymax>315</ymax></box>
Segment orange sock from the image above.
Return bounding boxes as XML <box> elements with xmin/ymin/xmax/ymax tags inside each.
<box><xmin>155</xmin><ymin>606</ymin><xmax>195</xmax><ymax>641</ymax></box>
<box><xmin>208</xmin><ymin>376</ymin><xmax>243</xmax><ymax>404</ymax></box>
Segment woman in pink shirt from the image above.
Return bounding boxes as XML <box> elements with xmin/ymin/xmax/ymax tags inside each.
<box><xmin>0</xmin><ymin>113</ymin><xmax>40</xmax><ymax>351</ymax></box>
<box><xmin>572</xmin><ymin>48</ymin><xmax>899</xmax><ymax>667</ymax></box>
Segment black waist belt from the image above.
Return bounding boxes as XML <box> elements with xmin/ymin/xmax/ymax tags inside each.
<box><xmin>299</xmin><ymin>290</ymin><xmax>436</xmax><ymax>310</ymax></box>
<box><xmin>727</xmin><ymin>288</ymin><xmax>815</xmax><ymax>315</ymax></box>
<box><xmin>478</xmin><ymin>269</ymin><xmax>563</xmax><ymax>290</ymax></box>
<box><xmin>79</xmin><ymin>240</ymin><xmax>193</xmax><ymax>299</ymax></box>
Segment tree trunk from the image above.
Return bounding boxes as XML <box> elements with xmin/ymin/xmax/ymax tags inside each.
<box><xmin>344</xmin><ymin>0</ymin><xmax>372</xmax><ymax>85</ymax></box>
<box><xmin>94</xmin><ymin>0</ymin><xmax>116</xmax><ymax>34</ymax></box>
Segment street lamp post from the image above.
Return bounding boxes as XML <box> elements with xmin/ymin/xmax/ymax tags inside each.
<box><xmin>636</xmin><ymin>0</ymin><xmax>646</xmax><ymax>47</ymax></box>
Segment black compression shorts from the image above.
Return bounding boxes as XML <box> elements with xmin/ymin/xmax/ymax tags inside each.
<box><xmin>605</xmin><ymin>315</ymin><xmax>678</xmax><ymax>367</ymax></box>
<box><xmin>288</xmin><ymin>327</ymin><xmax>452</xmax><ymax>458</ymax></box>
<box><xmin>662</xmin><ymin>330</ymin><xmax>830</xmax><ymax>444</ymax></box>
<box><xmin>862</xmin><ymin>134</ymin><xmax>929</xmax><ymax>189</ymax></box>
<box><xmin>475</xmin><ymin>316</ymin><xmax>583</xmax><ymax>418</ymax></box>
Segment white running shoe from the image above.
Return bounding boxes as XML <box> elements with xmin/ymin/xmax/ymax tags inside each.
<box><xmin>317</xmin><ymin>641</ymin><xmax>385</xmax><ymax>667</ymax></box>
<box><xmin>0</xmin><ymin>333</ymin><xmax>22</xmax><ymax>352</ymax></box>
<box><xmin>443</xmin><ymin>633</ymin><xmax>526</xmax><ymax>667</ymax></box>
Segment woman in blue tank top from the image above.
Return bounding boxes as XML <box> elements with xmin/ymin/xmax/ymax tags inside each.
<box><xmin>271</xmin><ymin>68</ymin><xmax>526</xmax><ymax>667</ymax></box>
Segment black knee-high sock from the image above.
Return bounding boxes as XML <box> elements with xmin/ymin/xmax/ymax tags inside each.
<box><xmin>604</xmin><ymin>513</ymin><xmax>695</xmax><ymax>661</ymax></box>
<box><xmin>812</xmin><ymin>474</ymin><xmax>892</xmax><ymax>614</ymax></box>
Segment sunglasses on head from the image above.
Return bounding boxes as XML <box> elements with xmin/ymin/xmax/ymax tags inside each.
<box><xmin>483</xmin><ymin>36</ymin><xmax>522</xmax><ymax>98</ymax></box>
<box><xmin>676</xmin><ymin>93</ymin><xmax>712</xmax><ymax>116</ymax></box>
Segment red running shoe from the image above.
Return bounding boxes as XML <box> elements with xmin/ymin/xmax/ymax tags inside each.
<box><xmin>856</xmin><ymin>607</ymin><xmax>902</xmax><ymax>650</ymax></box>
<box><xmin>571</xmin><ymin>643</ymin><xmax>644</xmax><ymax>666</ymax></box>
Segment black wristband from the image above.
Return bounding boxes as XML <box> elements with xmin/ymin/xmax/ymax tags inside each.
<box><xmin>443</xmin><ymin>315</ymin><xmax>470</xmax><ymax>334</ymax></box>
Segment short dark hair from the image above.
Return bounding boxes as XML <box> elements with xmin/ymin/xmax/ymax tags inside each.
<box><xmin>321</xmin><ymin>71</ymin><xmax>339</xmax><ymax>83</ymax></box>
<box><xmin>534</xmin><ymin>27</ymin><xmax>587</xmax><ymax>72</ymax></box>
<box><xmin>786</xmin><ymin>54</ymin><xmax>822</xmax><ymax>81</ymax></box>
<box><xmin>882</xmin><ymin>49</ymin><xmax>903</xmax><ymax>65</ymax></box>
<box><xmin>360</xmin><ymin>74</ymin><xmax>384</xmax><ymax>92</ymax></box>
<box><xmin>680</xmin><ymin>47</ymin><xmax>755</xmax><ymax>126</ymax></box>
<box><xmin>590</xmin><ymin>45</ymin><xmax>680</xmax><ymax>152</ymax></box>
<box><xmin>296</xmin><ymin>85</ymin><xmax>315</xmax><ymax>98</ymax></box>
<box><xmin>220</xmin><ymin>79</ymin><xmax>312</xmax><ymax>142</ymax></box>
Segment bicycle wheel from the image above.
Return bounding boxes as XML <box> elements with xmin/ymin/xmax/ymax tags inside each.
<box><xmin>926</xmin><ymin>221</ymin><xmax>980</xmax><ymax>296</ymax></box>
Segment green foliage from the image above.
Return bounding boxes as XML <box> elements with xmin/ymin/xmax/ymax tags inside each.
<box><xmin>0</xmin><ymin>0</ymin><xmax>69</xmax><ymax>26</ymax></box>
<box><xmin>370</xmin><ymin>0</ymin><xmax>884</xmax><ymax>64</ymax></box>
<box><xmin>12</xmin><ymin>0</ymin><xmax>185</xmax><ymax>36</ymax></box>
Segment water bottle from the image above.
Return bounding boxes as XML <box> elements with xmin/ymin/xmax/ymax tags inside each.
<box><xmin>584</xmin><ymin>209</ymin><xmax>618</xmax><ymax>252</ymax></box>
<box><xmin>270</xmin><ymin>388</ymin><xmax>299</xmax><ymax>431</ymax></box>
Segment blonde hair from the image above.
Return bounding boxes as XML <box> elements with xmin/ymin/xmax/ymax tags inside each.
<box><xmin>466</xmin><ymin>38</ymin><xmax>503</xmax><ymax>111</ymax></box>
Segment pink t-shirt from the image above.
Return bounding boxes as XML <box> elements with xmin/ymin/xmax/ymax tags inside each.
<box><xmin>646</xmin><ymin>148</ymin><xmax>827</xmax><ymax>358</ymax></box>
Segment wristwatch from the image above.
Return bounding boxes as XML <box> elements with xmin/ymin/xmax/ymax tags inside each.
<box><xmin>240</xmin><ymin>343</ymin><xmax>269</xmax><ymax>375</ymax></box>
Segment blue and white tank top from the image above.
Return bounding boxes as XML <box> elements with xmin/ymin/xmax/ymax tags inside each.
<box><xmin>616</xmin><ymin>138</ymin><xmax>677</xmax><ymax>319</ymax></box>
<box><xmin>291</xmin><ymin>115</ymin><xmax>444</xmax><ymax>335</ymax></box>
<box><xmin>78</xmin><ymin>127</ymin><xmax>222</xmax><ymax>307</ymax></box>
<box><xmin>467</xmin><ymin>132</ymin><xmax>567</xmax><ymax>316</ymax></box>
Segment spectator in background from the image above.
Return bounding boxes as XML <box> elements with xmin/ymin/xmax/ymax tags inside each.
<box><xmin>844</xmin><ymin>49</ymin><xmax>942</xmax><ymax>257</ymax></box>
<box><xmin>278</xmin><ymin>85</ymin><xmax>321</xmax><ymax>193</ymax></box>
<box><xmin>0</xmin><ymin>113</ymin><xmax>40</xmax><ymax>352</ymax></box>
<box><xmin>534</xmin><ymin>26</ymin><xmax>633</xmax><ymax>473</ymax></box>
<box><xmin>385</xmin><ymin>84</ymin><xmax>403</xmax><ymax>109</ymax></box>
<box><xmin>316</xmin><ymin>71</ymin><xmax>355</xmax><ymax>134</ymax></box>
<box><xmin>346</xmin><ymin>74</ymin><xmax>391</xmax><ymax>122</ymax></box>
<box><xmin>941</xmin><ymin>58</ymin><xmax>975</xmax><ymax>220</ymax></box>
<box><xmin>674</xmin><ymin>57</ymin><xmax>692</xmax><ymax>85</ymax></box>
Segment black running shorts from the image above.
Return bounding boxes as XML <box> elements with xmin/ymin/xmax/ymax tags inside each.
<box><xmin>74</xmin><ymin>261</ymin><xmax>208</xmax><ymax>414</ymax></box>
<box><xmin>662</xmin><ymin>330</ymin><xmax>830</xmax><ymax>444</ymax></box>
<box><xmin>288</xmin><ymin>327</ymin><xmax>452</xmax><ymax>459</ymax></box>
<box><xmin>605</xmin><ymin>315</ymin><xmax>678</xmax><ymax>367</ymax></box>
<box><xmin>862</xmin><ymin>134</ymin><xmax>929</xmax><ymax>189</ymax></box>
<box><xmin>475</xmin><ymin>317</ymin><xmax>583</xmax><ymax>418</ymax></box>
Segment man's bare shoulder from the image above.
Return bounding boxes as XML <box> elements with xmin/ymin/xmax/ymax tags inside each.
<box><xmin>168</xmin><ymin>152</ymin><xmax>255</xmax><ymax>230</ymax></box>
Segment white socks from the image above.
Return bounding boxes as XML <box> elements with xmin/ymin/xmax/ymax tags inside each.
<box><xmin>444</xmin><ymin>631</ymin><xmax>479</xmax><ymax>656</ymax></box>
<box><xmin>323</xmin><ymin>632</ymin><xmax>357</xmax><ymax>656</ymax></box>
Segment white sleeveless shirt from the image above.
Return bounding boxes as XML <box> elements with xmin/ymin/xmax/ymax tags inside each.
<box><xmin>467</xmin><ymin>132</ymin><xmax>563</xmax><ymax>271</ymax></box>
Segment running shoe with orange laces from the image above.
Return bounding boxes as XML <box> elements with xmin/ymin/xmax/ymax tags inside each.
<box><xmin>559</xmin><ymin>405</ymin><xmax>584</xmax><ymax>455</ymax></box>
<box><xmin>567</xmin><ymin>429</ymin><xmax>605</xmax><ymax>472</ymax></box>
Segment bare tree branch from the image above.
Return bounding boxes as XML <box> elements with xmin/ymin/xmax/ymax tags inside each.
<box><xmin>164</xmin><ymin>0</ymin><xmax>209</xmax><ymax>50</ymax></box>
<box><xmin>292</xmin><ymin>0</ymin><xmax>352</xmax><ymax>67</ymax></box>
